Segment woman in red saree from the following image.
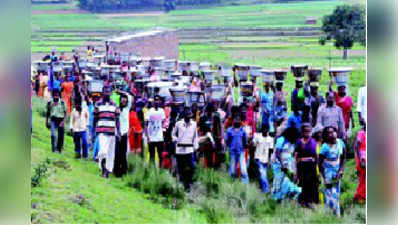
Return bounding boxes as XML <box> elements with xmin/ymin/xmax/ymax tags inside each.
<box><xmin>129</xmin><ymin>104</ymin><xmax>143</xmax><ymax>154</ymax></box>
<box><xmin>333</xmin><ymin>84</ymin><xmax>354</xmax><ymax>131</ymax></box>
<box><xmin>354</xmin><ymin>123</ymin><xmax>366</xmax><ymax>203</ymax></box>
<box><xmin>61</xmin><ymin>75</ymin><xmax>74</xmax><ymax>115</ymax></box>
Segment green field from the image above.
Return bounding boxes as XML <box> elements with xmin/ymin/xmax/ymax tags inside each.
<box><xmin>31</xmin><ymin>1</ymin><xmax>348</xmax><ymax>31</ymax></box>
<box><xmin>31</xmin><ymin>4</ymin><xmax>77</xmax><ymax>11</ymax></box>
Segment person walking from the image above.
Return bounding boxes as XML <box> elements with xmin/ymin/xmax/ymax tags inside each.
<box><xmin>270</xmin><ymin>127</ymin><xmax>302</xmax><ymax>201</ymax></box>
<box><xmin>95</xmin><ymin>85</ymin><xmax>121</xmax><ymax>178</ymax></box>
<box><xmin>46</xmin><ymin>90</ymin><xmax>67</xmax><ymax>153</ymax></box>
<box><xmin>330</xmin><ymin>82</ymin><xmax>354</xmax><ymax>133</ymax></box>
<box><xmin>253</xmin><ymin>124</ymin><xmax>274</xmax><ymax>193</ymax></box>
<box><xmin>295</xmin><ymin>123</ymin><xmax>319</xmax><ymax>207</ymax></box>
<box><xmin>315</xmin><ymin>92</ymin><xmax>346</xmax><ymax>139</ymax></box>
<box><xmin>128</xmin><ymin>101</ymin><xmax>143</xmax><ymax>155</ymax></box>
<box><xmin>145</xmin><ymin>95</ymin><xmax>166</xmax><ymax>167</ymax></box>
<box><xmin>225</xmin><ymin>117</ymin><xmax>249</xmax><ymax>183</ymax></box>
<box><xmin>303</xmin><ymin>81</ymin><xmax>325</xmax><ymax>127</ymax></box>
<box><xmin>114</xmin><ymin>91</ymin><xmax>132</xmax><ymax>177</ymax></box>
<box><xmin>319</xmin><ymin>126</ymin><xmax>347</xmax><ymax>217</ymax></box>
<box><xmin>354</xmin><ymin>122</ymin><xmax>366</xmax><ymax>203</ymax></box>
<box><xmin>69</xmin><ymin>99</ymin><xmax>89</xmax><ymax>159</ymax></box>
<box><xmin>61</xmin><ymin>74</ymin><xmax>74</xmax><ymax>115</ymax></box>
<box><xmin>356</xmin><ymin>86</ymin><xmax>367</xmax><ymax>125</ymax></box>
<box><xmin>172</xmin><ymin>108</ymin><xmax>199</xmax><ymax>190</ymax></box>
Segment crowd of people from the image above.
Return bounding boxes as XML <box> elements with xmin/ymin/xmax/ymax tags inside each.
<box><xmin>31</xmin><ymin>47</ymin><xmax>367</xmax><ymax>217</ymax></box>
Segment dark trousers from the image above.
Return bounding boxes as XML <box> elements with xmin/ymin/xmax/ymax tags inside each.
<box><xmin>73</xmin><ymin>131</ymin><xmax>88</xmax><ymax>158</ymax></box>
<box><xmin>114</xmin><ymin>134</ymin><xmax>128</xmax><ymax>177</ymax></box>
<box><xmin>176</xmin><ymin>153</ymin><xmax>195</xmax><ymax>190</ymax></box>
<box><xmin>50</xmin><ymin>117</ymin><xmax>64</xmax><ymax>153</ymax></box>
<box><xmin>148</xmin><ymin>141</ymin><xmax>163</xmax><ymax>167</ymax></box>
<box><xmin>297</xmin><ymin>161</ymin><xmax>319</xmax><ymax>206</ymax></box>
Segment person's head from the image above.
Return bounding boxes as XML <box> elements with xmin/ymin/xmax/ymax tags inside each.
<box><xmin>282</xmin><ymin>127</ymin><xmax>300</xmax><ymax>144</ymax></box>
<box><xmin>120</xmin><ymin>94</ymin><xmax>128</xmax><ymax>108</ymax></box>
<box><xmin>262</xmin><ymin>124</ymin><xmax>269</xmax><ymax>137</ymax></box>
<box><xmin>276</xmin><ymin>81</ymin><xmax>283</xmax><ymax>91</ymax></box>
<box><xmin>312</xmin><ymin>131</ymin><xmax>323</xmax><ymax>143</ymax></box>
<box><xmin>310</xmin><ymin>85</ymin><xmax>318</xmax><ymax>96</ymax></box>
<box><xmin>102</xmin><ymin>85</ymin><xmax>112</xmax><ymax>101</ymax></box>
<box><xmin>191</xmin><ymin>103</ymin><xmax>198</xmax><ymax>113</ymax></box>
<box><xmin>323</xmin><ymin>126</ymin><xmax>337</xmax><ymax>144</ymax></box>
<box><xmin>52</xmin><ymin>90</ymin><xmax>61</xmax><ymax>102</ymax></box>
<box><xmin>295</xmin><ymin>80</ymin><xmax>303</xmax><ymax>89</ymax></box>
<box><xmin>154</xmin><ymin>87</ymin><xmax>160</xmax><ymax>95</ymax></box>
<box><xmin>206</xmin><ymin>103</ymin><xmax>215</xmax><ymax>117</ymax></box>
<box><xmin>183</xmin><ymin>107</ymin><xmax>193</xmax><ymax>122</ymax></box>
<box><xmin>233</xmin><ymin>117</ymin><xmax>242</xmax><ymax>128</ymax></box>
<box><xmin>301</xmin><ymin>123</ymin><xmax>312</xmax><ymax>139</ymax></box>
<box><xmin>231</xmin><ymin>106</ymin><xmax>239</xmax><ymax>119</ymax></box>
<box><xmin>75</xmin><ymin>99</ymin><xmax>82</xmax><ymax>112</ymax></box>
<box><xmin>154</xmin><ymin>96</ymin><xmax>161</xmax><ymax>109</ymax></box>
<box><xmin>337</xmin><ymin>85</ymin><xmax>346</xmax><ymax>97</ymax></box>
<box><xmin>325</xmin><ymin>91</ymin><xmax>335</xmax><ymax>107</ymax></box>
<box><xmin>264</xmin><ymin>82</ymin><xmax>270</xmax><ymax>91</ymax></box>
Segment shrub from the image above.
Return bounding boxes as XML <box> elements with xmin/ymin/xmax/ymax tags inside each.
<box><xmin>33</xmin><ymin>96</ymin><xmax>48</xmax><ymax>118</ymax></box>
<box><xmin>31</xmin><ymin>158</ymin><xmax>51</xmax><ymax>188</ymax></box>
<box><xmin>125</xmin><ymin>155</ymin><xmax>186</xmax><ymax>209</ymax></box>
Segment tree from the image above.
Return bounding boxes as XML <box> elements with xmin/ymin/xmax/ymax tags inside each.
<box><xmin>320</xmin><ymin>4</ymin><xmax>366</xmax><ymax>60</ymax></box>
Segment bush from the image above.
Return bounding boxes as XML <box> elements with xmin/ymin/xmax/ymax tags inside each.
<box><xmin>33</xmin><ymin>96</ymin><xmax>48</xmax><ymax>118</ymax></box>
<box><xmin>125</xmin><ymin>155</ymin><xmax>186</xmax><ymax>209</ymax></box>
<box><xmin>31</xmin><ymin>158</ymin><xmax>51</xmax><ymax>188</ymax></box>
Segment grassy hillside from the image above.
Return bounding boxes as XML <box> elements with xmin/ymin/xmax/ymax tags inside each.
<box><xmin>31</xmin><ymin>96</ymin><xmax>365</xmax><ymax>224</ymax></box>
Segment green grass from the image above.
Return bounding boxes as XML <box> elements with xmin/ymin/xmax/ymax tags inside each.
<box><xmin>31</xmin><ymin>4</ymin><xmax>76</xmax><ymax>11</ymax></box>
<box><xmin>31</xmin><ymin>1</ymin><xmax>354</xmax><ymax>31</ymax></box>
<box><xmin>31</xmin><ymin>14</ymin><xmax>117</xmax><ymax>31</ymax></box>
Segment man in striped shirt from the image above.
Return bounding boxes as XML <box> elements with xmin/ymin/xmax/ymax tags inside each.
<box><xmin>95</xmin><ymin>85</ymin><xmax>121</xmax><ymax>178</ymax></box>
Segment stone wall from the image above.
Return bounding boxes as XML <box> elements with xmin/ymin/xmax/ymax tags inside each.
<box><xmin>107</xmin><ymin>30</ymin><xmax>179</xmax><ymax>60</ymax></box>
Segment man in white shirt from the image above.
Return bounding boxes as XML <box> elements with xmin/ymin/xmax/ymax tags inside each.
<box><xmin>253</xmin><ymin>125</ymin><xmax>274</xmax><ymax>193</ymax></box>
<box><xmin>357</xmin><ymin>86</ymin><xmax>367</xmax><ymax>125</ymax></box>
<box><xmin>172</xmin><ymin>107</ymin><xmax>199</xmax><ymax>190</ymax></box>
<box><xmin>145</xmin><ymin>95</ymin><xmax>166</xmax><ymax>167</ymax></box>
<box><xmin>69</xmin><ymin>99</ymin><xmax>89</xmax><ymax>159</ymax></box>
